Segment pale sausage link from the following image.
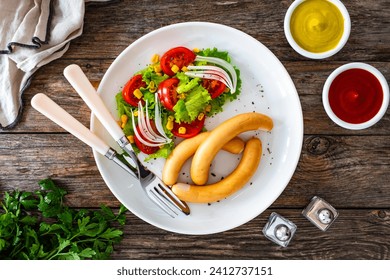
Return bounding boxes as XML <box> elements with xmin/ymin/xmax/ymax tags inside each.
<box><xmin>162</xmin><ymin>132</ymin><xmax>245</xmax><ymax>186</ymax></box>
<box><xmin>191</xmin><ymin>113</ymin><xmax>273</xmax><ymax>185</ymax></box>
<box><xmin>172</xmin><ymin>137</ymin><xmax>262</xmax><ymax>203</ymax></box>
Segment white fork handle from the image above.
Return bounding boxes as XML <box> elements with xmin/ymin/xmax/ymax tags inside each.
<box><xmin>63</xmin><ymin>64</ymin><xmax>125</xmax><ymax>142</ymax></box>
<box><xmin>31</xmin><ymin>93</ymin><xmax>110</xmax><ymax>156</ymax></box>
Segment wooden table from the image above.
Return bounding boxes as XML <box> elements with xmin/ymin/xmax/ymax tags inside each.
<box><xmin>1</xmin><ymin>0</ymin><xmax>389</xmax><ymax>259</ymax></box>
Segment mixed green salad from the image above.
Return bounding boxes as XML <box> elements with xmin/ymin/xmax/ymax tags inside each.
<box><xmin>116</xmin><ymin>46</ymin><xmax>242</xmax><ymax>160</ymax></box>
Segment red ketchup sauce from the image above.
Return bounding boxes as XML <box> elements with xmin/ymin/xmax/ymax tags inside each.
<box><xmin>328</xmin><ymin>68</ymin><xmax>383</xmax><ymax>124</ymax></box>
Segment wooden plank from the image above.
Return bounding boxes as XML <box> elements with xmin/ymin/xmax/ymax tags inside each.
<box><xmin>73</xmin><ymin>0</ymin><xmax>390</xmax><ymax>62</ymax></box>
<box><xmin>110</xmin><ymin>209</ymin><xmax>390</xmax><ymax>259</ymax></box>
<box><xmin>4</xmin><ymin>58</ymin><xmax>389</xmax><ymax>135</ymax></box>
<box><xmin>0</xmin><ymin>134</ymin><xmax>389</xmax><ymax>208</ymax></box>
<box><xmin>284</xmin><ymin>62</ymin><xmax>390</xmax><ymax>135</ymax></box>
<box><xmin>0</xmin><ymin>134</ymin><xmax>117</xmax><ymax>206</ymax></box>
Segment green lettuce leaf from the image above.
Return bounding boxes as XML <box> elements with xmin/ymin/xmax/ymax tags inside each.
<box><xmin>138</xmin><ymin>65</ymin><xmax>169</xmax><ymax>86</ymax></box>
<box><xmin>173</xmin><ymin>85</ymin><xmax>211</xmax><ymax>123</ymax></box>
<box><xmin>197</xmin><ymin>47</ymin><xmax>231</xmax><ymax>62</ymax></box>
<box><xmin>144</xmin><ymin>142</ymin><xmax>174</xmax><ymax>162</ymax></box>
<box><xmin>176</xmin><ymin>72</ymin><xmax>200</xmax><ymax>94</ymax></box>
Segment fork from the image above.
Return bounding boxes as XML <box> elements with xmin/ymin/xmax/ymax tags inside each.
<box><xmin>63</xmin><ymin>64</ymin><xmax>190</xmax><ymax>217</ymax></box>
<box><xmin>184</xmin><ymin>55</ymin><xmax>238</xmax><ymax>93</ymax></box>
<box><xmin>31</xmin><ymin>93</ymin><xmax>138</xmax><ymax>180</ymax></box>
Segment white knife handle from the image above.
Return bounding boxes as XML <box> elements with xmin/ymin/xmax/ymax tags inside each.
<box><xmin>63</xmin><ymin>64</ymin><xmax>124</xmax><ymax>142</ymax></box>
<box><xmin>31</xmin><ymin>93</ymin><xmax>110</xmax><ymax>156</ymax></box>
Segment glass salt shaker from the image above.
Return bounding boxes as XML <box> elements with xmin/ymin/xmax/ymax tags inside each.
<box><xmin>262</xmin><ymin>212</ymin><xmax>297</xmax><ymax>247</ymax></box>
<box><xmin>302</xmin><ymin>196</ymin><xmax>339</xmax><ymax>231</ymax></box>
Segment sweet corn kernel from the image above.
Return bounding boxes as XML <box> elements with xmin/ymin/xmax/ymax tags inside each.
<box><xmin>205</xmin><ymin>104</ymin><xmax>212</xmax><ymax>112</ymax></box>
<box><xmin>193</xmin><ymin>48</ymin><xmax>200</xmax><ymax>53</ymax></box>
<box><xmin>127</xmin><ymin>135</ymin><xmax>135</xmax><ymax>144</ymax></box>
<box><xmin>154</xmin><ymin>64</ymin><xmax>162</xmax><ymax>73</ymax></box>
<box><xmin>198</xmin><ymin>113</ymin><xmax>205</xmax><ymax>121</ymax></box>
<box><xmin>179</xmin><ymin>93</ymin><xmax>186</xmax><ymax>100</ymax></box>
<box><xmin>133</xmin><ymin>88</ymin><xmax>143</xmax><ymax>99</ymax></box>
<box><xmin>149</xmin><ymin>81</ymin><xmax>156</xmax><ymax>93</ymax></box>
<box><xmin>151</xmin><ymin>54</ymin><xmax>159</xmax><ymax>64</ymax></box>
<box><xmin>178</xmin><ymin>127</ymin><xmax>186</xmax><ymax>134</ymax></box>
<box><xmin>133</xmin><ymin>111</ymin><xmax>138</xmax><ymax>117</ymax></box>
<box><xmin>168</xmin><ymin>115</ymin><xmax>175</xmax><ymax>121</ymax></box>
<box><xmin>171</xmin><ymin>64</ymin><xmax>180</xmax><ymax>73</ymax></box>
<box><xmin>181</xmin><ymin>66</ymin><xmax>188</xmax><ymax>72</ymax></box>
<box><xmin>121</xmin><ymin>114</ymin><xmax>128</xmax><ymax>123</ymax></box>
<box><xmin>120</xmin><ymin>114</ymin><xmax>128</xmax><ymax>128</ymax></box>
<box><xmin>166</xmin><ymin>120</ymin><xmax>174</xmax><ymax>131</ymax></box>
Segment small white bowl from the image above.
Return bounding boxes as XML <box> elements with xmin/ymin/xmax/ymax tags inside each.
<box><xmin>284</xmin><ymin>0</ymin><xmax>351</xmax><ymax>59</ymax></box>
<box><xmin>322</xmin><ymin>62</ymin><xmax>389</xmax><ymax>130</ymax></box>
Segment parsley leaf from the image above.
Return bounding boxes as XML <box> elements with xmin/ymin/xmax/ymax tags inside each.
<box><xmin>0</xmin><ymin>179</ymin><xmax>127</xmax><ymax>260</ymax></box>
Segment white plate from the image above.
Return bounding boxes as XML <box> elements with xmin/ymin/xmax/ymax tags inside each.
<box><xmin>91</xmin><ymin>22</ymin><xmax>303</xmax><ymax>235</ymax></box>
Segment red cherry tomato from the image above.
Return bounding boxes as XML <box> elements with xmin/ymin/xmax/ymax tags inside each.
<box><xmin>157</xmin><ymin>78</ymin><xmax>179</xmax><ymax>111</ymax></box>
<box><xmin>160</xmin><ymin>46</ymin><xmax>196</xmax><ymax>76</ymax></box>
<box><xmin>134</xmin><ymin>135</ymin><xmax>159</xmax><ymax>154</ymax></box>
<box><xmin>171</xmin><ymin>116</ymin><xmax>206</xmax><ymax>139</ymax></box>
<box><xmin>133</xmin><ymin>121</ymin><xmax>160</xmax><ymax>154</ymax></box>
<box><xmin>122</xmin><ymin>74</ymin><xmax>146</xmax><ymax>107</ymax></box>
<box><xmin>202</xmin><ymin>79</ymin><xmax>227</xmax><ymax>99</ymax></box>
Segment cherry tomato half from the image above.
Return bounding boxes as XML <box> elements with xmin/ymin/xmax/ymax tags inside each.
<box><xmin>202</xmin><ymin>79</ymin><xmax>227</xmax><ymax>99</ymax></box>
<box><xmin>157</xmin><ymin>78</ymin><xmax>179</xmax><ymax>111</ymax></box>
<box><xmin>133</xmin><ymin>120</ymin><xmax>160</xmax><ymax>154</ymax></box>
<box><xmin>122</xmin><ymin>74</ymin><xmax>146</xmax><ymax>107</ymax></box>
<box><xmin>171</xmin><ymin>116</ymin><xmax>206</xmax><ymax>139</ymax></box>
<box><xmin>160</xmin><ymin>46</ymin><xmax>196</xmax><ymax>76</ymax></box>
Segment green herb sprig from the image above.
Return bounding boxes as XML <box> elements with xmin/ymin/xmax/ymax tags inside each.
<box><xmin>0</xmin><ymin>179</ymin><xmax>127</xmax><ymax>260</ymax></box>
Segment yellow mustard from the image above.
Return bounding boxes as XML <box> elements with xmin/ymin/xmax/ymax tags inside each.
<box><xmin>290</xmin><ymin>0</ymin><xmax>344</xmax><ymax>53</ymax></box>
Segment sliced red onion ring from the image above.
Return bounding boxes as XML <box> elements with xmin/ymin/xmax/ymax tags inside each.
<box><xmin>131</xmin><ymin>111</ymin><xmax>163</xmax><ymax>147</ymax></box>
<box><xmin>144</xmin><ymin>101</ymin><xmax>170</xmax><ymax>142</ymax></box>
<box><xmin>138</xmin><ymin>101</ymin><xmax>167</xmax><ymax>143</ymax></box>
<box><xmin>154</xmin><ymin>94</ymin><xmax>171</xmax><ymax>141</ymax></box>
<box><xmin>185</xmin><ymin>65</ymin><xmax>234</xmax><ymax>91</ymax></box>
<box><xmin>130</xmin><ymin>99</ymin><xmax>172</xmax><ymax>148</ymax></box>
<box><xmin>185</xmin><ymin>55</ymin><xmax>237</xmax><ymax>93</ymax></box>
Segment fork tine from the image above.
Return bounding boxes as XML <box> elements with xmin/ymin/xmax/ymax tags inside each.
<box><xmin>154</xmin><ymin>183</ymin><xmax>190</xmax><ymax>215</ymax></box>
<box><xmin>147</xmin><ymin>187</ymin><xmax>179</xmax><ymax>217</ymax></box>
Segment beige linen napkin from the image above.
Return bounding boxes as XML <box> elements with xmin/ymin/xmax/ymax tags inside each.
<box><xmin>0</xmin><ymin>0</ymin><xmax>112</xmax><ymax>130</ymax></box>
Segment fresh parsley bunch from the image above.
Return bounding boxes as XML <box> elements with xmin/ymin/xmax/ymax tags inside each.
<box><xmin>0</xmin><ymin>179</ymin><xmax>127</xmax><ymax>260</ymax></box>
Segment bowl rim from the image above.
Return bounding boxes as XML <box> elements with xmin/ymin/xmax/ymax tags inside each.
<box><xmin>322</xmin><ymin>62</ymin><xmax>390</xmax><ymax>130</ymax></box>
<box><xmin>284</xmin><ymin>0</ymin><xmax>351</xmax><ymax>59</ymax></box>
